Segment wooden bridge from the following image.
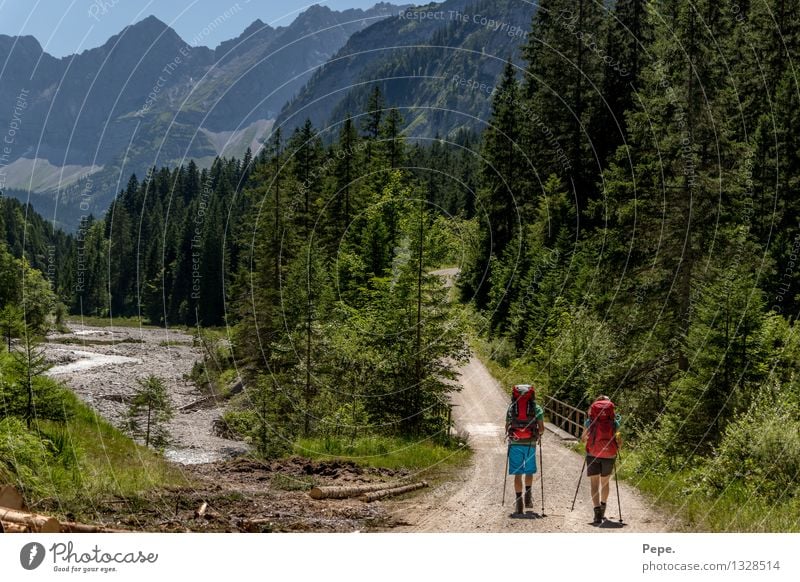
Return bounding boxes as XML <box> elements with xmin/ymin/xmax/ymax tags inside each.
<box><xmin>543</xmin><ymin>396</ymin><xmax>586</xmax><ymax>439</ymax></box>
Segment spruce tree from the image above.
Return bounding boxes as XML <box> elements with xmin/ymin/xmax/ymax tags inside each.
<box><xmin>331</xmin><ymin>116</ymin><xmax>360</xmax><ymax>241</ymax></box>
<box><xmin>380</xmin><ymin>108</ymin><xmax>405</xmax><ymax>170</ymax></box>
<box><xmin>522</xmin><ymin>0</ymin><xmax>606</xmax><ymax>213</ymax></box>
<box><xmin>288</xmin><ymin>120</ymin><xmax>324</xmax><ymax>239</ymax></box>
<box><xmin>362</xmin><ymin>85</ymin><xmax>385</xmax><ymax>165</ymax></box>
<box><xmin>466</xmin><ymin>60</ymin><xmax>526</xmax><ymax>310</ymax></box>
<box><xmin>605</xmin><ymin>0</ymin><xmax>746</xmax><ymax>373</ymax></box>
<box><xmin>591</xmin><ymin>0</ymin><xmax>651</xmax><ymax>168</ymax></box>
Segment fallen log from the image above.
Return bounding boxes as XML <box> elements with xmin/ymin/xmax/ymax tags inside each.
<box><xmin>0</xmin><ymin>508</ymin><xmax>60</xmax><ymax>533</ymax></box>
<box><xmin>1</xmin><ymin>520</ymin><xmax>28</xmax><ymax>533</ymax></box>
<box><xmin>179</xmin><ymin>395</ymin><xmax>218</xmax><ymax>412</ymax></box>
<box><xmin>59</xmin><ymin>522</ymin><xmax>129</xmax><ymax>533</ymax></box>
<box><xmin>361</xmin><ymin>481</ymin><xmax>428</xmax><ymax>502</ymax></box>
<box><xmin>0</xmin><ymin>485</ymin><xmax>26</xmax><ymax>510</ymax></box>
<box><xmin>309</xmin><ymin>482</ymin><xmax>401</xmax><ymax>500</ymax></box>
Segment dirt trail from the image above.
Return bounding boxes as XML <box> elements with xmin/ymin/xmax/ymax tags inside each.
<box><xmin>44</xmin><ymin>323</ymin><xmax>248</xmax><ymax>464</ymax></box>
<box><xmin>392</xmin><ymin>356</ymin><xmax>671</xmax><ymax>532</ymax></box>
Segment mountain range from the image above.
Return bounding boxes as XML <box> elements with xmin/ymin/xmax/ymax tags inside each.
<box><xmin>0</xmin><ymin>1</ymin><xmax>536</xmax><ymax>230</ymax></box>
<box><xmin>278</xmin><ymin>0</ymin><xmax>535</xmax><ymax>139</ymax></box>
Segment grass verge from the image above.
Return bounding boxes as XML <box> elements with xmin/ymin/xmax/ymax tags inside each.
<box><xmin>2</xmin><ymin>391</ymin><xmax>188</xmax><ymax>520</ymax></box>
<box><xmin>293</xmin><ymin>435</ymin><xmax>470</xmax><ymax>473</ymax></box>
<box><xmin>619</xmin><ymin>452</ymin><xmax>800</xmax><ymax>532</ymax></box>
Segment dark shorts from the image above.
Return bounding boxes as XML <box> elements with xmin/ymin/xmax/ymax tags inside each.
<box><xmin>586</xmin><ymin>455</ymin><xmax>615</xmax><ymax>477</ymax></box>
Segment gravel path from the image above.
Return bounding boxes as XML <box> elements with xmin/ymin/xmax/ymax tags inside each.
<box><xmin>391</xmin><ymin>356</ymin><xmax>672</xmax><ymax>532</ymax></box>
<box><xmin>44</xmin><ymin>323</ymin><xmax>248</xmax><ymax>464</ymax></box>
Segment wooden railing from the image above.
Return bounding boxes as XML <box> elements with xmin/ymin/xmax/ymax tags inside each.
<box><xmin>433</xmin><ymin>396</ymin><xmax>453</xmax><ymax>445</ymax></box>
<box><xmin>543</xmin><ymin>396</ymin><xmax>586</xmax><ymax>438</ymax></box>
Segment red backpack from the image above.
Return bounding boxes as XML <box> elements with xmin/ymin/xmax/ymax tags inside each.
<box><xmin>508</xmin><ymin>384</ymin><xmax>539</xmax><ymax>441</ymax></box>
<box><xmin>586</xmin><ymin>398</ymin><xmax>618</xmax><ymax>458</ymax></box>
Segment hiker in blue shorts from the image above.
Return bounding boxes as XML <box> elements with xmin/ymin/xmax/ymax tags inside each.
<box><xmin>505</xmin><ymin>384</ymin><xmax>545</xmax><ymax>515</ymax></box>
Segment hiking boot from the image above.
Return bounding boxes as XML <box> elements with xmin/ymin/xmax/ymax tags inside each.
<box><xmin>593</xmin><ymin>506</ymin><xmax>602</xmax><ymax>524</ymax></box>
<box><xmin>524</xmin><ymin>488</ymin><xmax>533</xmax><ymax>508</ymax></box>
<box><xmin>515</xmin><ymin>495</ymin><xmax>524</xmax><ymax>515</ymax></box>
<box><xmin>600</xmin><ymin>502</ymin><xmax>607</xmax><ymax>520</ymax></box>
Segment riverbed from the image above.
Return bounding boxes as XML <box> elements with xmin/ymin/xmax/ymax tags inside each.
<box><xmin>44</xmin><ymin>323</ymin><xmax>248</xmax><ymax>464</ymax></box>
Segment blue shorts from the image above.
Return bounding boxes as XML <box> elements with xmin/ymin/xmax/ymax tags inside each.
<box><xmin>508</xmin><ymin>444</ymin><xmax>537</xmax><ymax>475</ymax></box>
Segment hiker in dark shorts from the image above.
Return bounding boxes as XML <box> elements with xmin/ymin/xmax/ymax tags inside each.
<box><xmin>581</xmin><ymin>395</ymin><xmax>620</xmax><ymax>524</ymax></box>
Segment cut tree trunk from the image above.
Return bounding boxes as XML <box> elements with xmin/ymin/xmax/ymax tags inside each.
<box><xmin>0</xmin><ymin>485</ymin><xmax>26</xmax><ymax>510</ymax></box>
<box><xmin>361</xmin><ymin>482</ymin><xmax>428</xmax><ymax>502</ymax></box>
<box><xmin>309</xmin><ymin>482</ymin><xmax>400</xmax><ymax>500</ymax></box>
<box><xmin>0</xmin><ymin>508</ymin><xmax>60</xmax><ymax>533</ymax></box>
<box><xmin>1</xmin><ymin>521</ymin><xmax>28</xmax><ymax>533</ymax></box>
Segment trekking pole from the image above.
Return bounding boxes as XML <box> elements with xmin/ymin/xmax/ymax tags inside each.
<box><xmin>614</xmin><ymin>457</ymin><xmax>623</xmax><ymax>523</ymax></box>
<box><xmin>538</xmin><ymin>439</ymin><xmax>545</xmax><ymax>516</ymax></box>
<box><xmin>501</xmin><ymin>442</ymin><xmax>510</xmax><ymax>506</ymax></box>
<box><xmin>570</xmin><ymin>457</ymin><xmax>587</xmax><ymax>511</ymax></box>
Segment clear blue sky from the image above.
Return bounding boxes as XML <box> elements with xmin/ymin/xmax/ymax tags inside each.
<box><xmin>0</xmin><ymin>0</ymin><xmax>391</xmax><ymax>57</ymax></box>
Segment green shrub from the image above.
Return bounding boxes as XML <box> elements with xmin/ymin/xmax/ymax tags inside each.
<box><xmin>487</xmin><ymin>336</ymin><xmax>515</xmax><ymax>368</ymax></box>
<box><xmin>0</xmin><ymin>417</ymin><xmax>58</xmax><ymax>498</ymax></box>
<box><xmin>703</xmin><ymin>384</ymin><xmax>800</xmax><ymax>502</ymax></box>
<box><xmin>218</xmin><ymin>409</ymin><xmax>257</xmax><ymax>440</ymax></box>
<box><xmin>0</xmin><ymin>353</ymin><xmax>73</xmax><ymax>423</ymax></box>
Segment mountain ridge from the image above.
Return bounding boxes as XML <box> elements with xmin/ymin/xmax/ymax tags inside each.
<box><xmin>0</xmin><ymin>3</ymin><xmax>409</xmax><ymax>230</ymax></box>
<box><xmin>276</xmin><ymin>0</ymin><xmax>535</xmax><ymax>139</ymax></box>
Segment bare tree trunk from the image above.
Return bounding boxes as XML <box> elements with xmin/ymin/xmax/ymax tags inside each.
<box><xmin>25</xmin><ymin>340</ymin><xmax>33</xmax><ymax>430</ymax></box>
<box><xmin>304</xmin><ymin>299</ymin><xmax>312</xmax><ymax>437</ymax></box>
<box><xmin>414</xmin><ymin>200</ymin><xmax>425</xmax><ymax>434</ymax></box>
<box><xmin>145</xmin><ymin>400</ymin><xmax>152</xmax><ymax>448</ymax></box>
<box><xmin>274</xmin><ymin>133</ymin><xmax>281</xmax><ymax>289</ymax></box>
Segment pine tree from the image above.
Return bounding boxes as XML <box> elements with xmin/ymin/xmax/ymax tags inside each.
<box><xmin>591</xmin><ymin>0</ymin><xmax>651</xmax><ymax>167</ymax></box>
<box><xmin>378</xmin><ymin>182</ymin><xmax>468</xmax><ymax>434</ymax></box>
<box><xmin>246</xmin><ymin>375</ymin><xmax>295</xmax><ymax>458</ymax></box>
<box><xmin>288</xmin><ymin>120</ymin><xmax>324</xmax><ymax>239</ymax></box>
<box><xmin>331</xmin><ymin>117</ymin><xmax>360</xmax><ymax>241</ymax></box>
<box><xmin>281</xmin><ymin>238</ymin><xmax>332</xmax><ymax>437</ymax></box>
<box><xmin>125</xmin><ymin>375</ymin><xmax>174</xmax><ymax>449</ymax></box>
<box><xmin>731</xmin><ymin>1</ymin><xmax>800</xmax><ymax>313</ymax></box>
<box><xmin>465</xmin><ymin>60</ymin><xmax>527</xmax><ymax>310</ymax></box>
<box><xmin>380</xmin><ymin>108</ymin><xmax>405</xmax><ymax>170</ymax></box>
<box><xmin>522</xmin><ymin>0</ymin><xmax>606</xmax><ymax>213</ymax></box>
<box><xmin>232</xmin><ymin>132</ymin><xmax>286</xmax><ymax>373</ymax></box>
<box><xmin>664</xmin><ymin>251</ymin><xmax>768</xmax><ymax>455</ymax></box>
<box><xmin>0</xmin><ymin>304</ymin><xmax>23</xmax><ymax>351</ymax></box>
<box><xmin>362</xmin><ymin>85</ymin><xmax>385</xmax><ymax>165</ymax></box>
<box><xmin>12</xmin><ymin>329</ymin><xmax>50</xmax><ymax>429</ymax></box>
<box><xmin>106</xmin><ymin>199</ymin><xmax>134</xmax><ymax>317</ymax></box>
<box><xmin>604</xmin><ymin>1</ymin><xmax>746</xmax><ymax>377</ymax></box>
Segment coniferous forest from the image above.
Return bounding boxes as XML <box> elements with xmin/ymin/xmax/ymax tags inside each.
<box><xmin>2</xmin><ymin>0</ymin><xmax>800</xmax><ymax>532</ymax></box>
